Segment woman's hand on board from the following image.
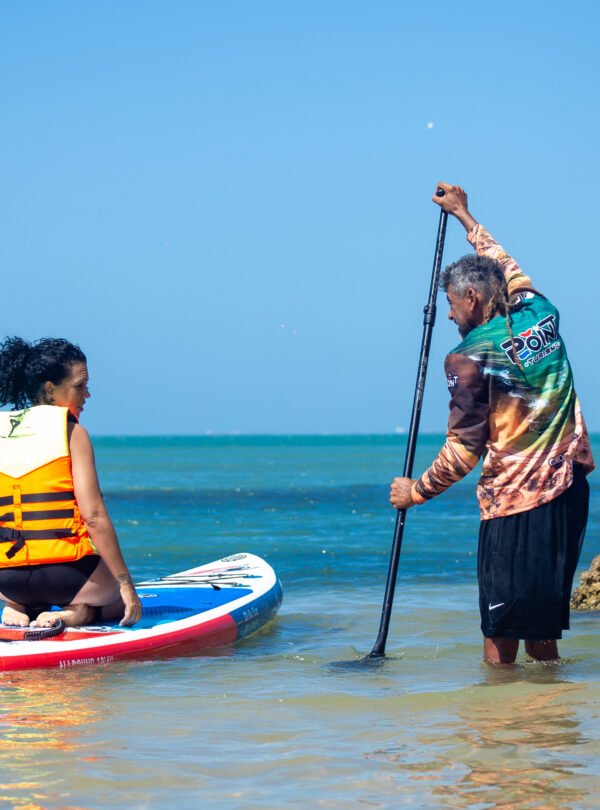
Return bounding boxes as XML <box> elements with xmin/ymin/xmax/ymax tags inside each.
<box><xmin>118</xmin><ymin>574</ymin><xmax>143</xmax><ymax>626</ymax></box>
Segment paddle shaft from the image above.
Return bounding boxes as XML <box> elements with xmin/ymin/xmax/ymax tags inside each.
<box><xmin>369</xmin><ymin>202</ymin><xmax>448</xmax><ymax>658</ymax></box>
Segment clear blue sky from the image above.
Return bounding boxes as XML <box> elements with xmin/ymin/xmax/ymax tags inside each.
<box><xmin>1</xmin><ymin>1</ymin><xmax>598</xmax><ymax>434</ymax></box>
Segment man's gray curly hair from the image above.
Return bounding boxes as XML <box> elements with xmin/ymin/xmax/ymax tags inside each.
<box><xmin>440</xmin><ymin>254</ymin><xmax>524</xmax><ymax>371</ymax></box>
<box><xmin>440</xmin><ymin>254</ymin><xmax>506</xmax><ymax>299</ymax></box>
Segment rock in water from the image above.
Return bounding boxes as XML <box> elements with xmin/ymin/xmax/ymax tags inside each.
<box><xmin>571</xmin><ymin>555</ymin><xmax>600</xmax><ymax>610</ymax></box>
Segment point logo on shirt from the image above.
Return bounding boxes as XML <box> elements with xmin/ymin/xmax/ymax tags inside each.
<box><xmin>501</xmin><ymin>314</ymin><xmax>560</xmax><ymax>367</ymax></box>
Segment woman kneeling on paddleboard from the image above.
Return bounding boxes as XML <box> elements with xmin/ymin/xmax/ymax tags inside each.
<box><xmin>0</xmin><ymin>337</ymin><xmax>142</xmax><ymax>629</ymax></box>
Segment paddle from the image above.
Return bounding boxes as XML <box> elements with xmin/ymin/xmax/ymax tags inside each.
<box><xmin>368</xmin><ymin>189</ymin><xmax>448</xmax><ymax>659</ymax></box>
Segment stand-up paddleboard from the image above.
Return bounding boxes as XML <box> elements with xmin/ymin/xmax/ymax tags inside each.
<box><xmin>0</xmin><ymin>553</ymin><xmax>282</xmax><ymax>671</ymax></box>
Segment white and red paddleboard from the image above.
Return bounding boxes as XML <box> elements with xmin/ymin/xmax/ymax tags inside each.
<box><xmin>0</xmin><ymin>553</ymin><xmax>283</xmax><ymax>671</ymax></box>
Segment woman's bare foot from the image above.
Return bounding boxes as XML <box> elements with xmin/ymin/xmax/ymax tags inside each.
<box><xmin>30</xmin><ymin>603</ymin><xmax>94</xmax><ymax>628</ymax></box>
<box><xmin>2</xmin><ymin>602</ymin><xmax>30</xmax><ymax>627</ymax></box>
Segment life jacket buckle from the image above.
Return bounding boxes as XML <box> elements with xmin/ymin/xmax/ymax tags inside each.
<box><xmin>0</xmin><ymin>529</ymin><xmax>26</xmax><ymax>559</ymax></box>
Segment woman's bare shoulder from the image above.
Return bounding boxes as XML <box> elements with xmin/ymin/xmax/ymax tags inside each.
<box><xmin>68</xmin><ymin>420</ymin><xmax>94</xmax><ymax>454</ymax></box>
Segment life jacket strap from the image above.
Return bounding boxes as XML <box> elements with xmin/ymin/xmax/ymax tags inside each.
<box><xmin>0</xmin><ymin>528</ymin><xmax>78</xmax><ymax>559</ymax></box>
<box><xmin>0</xmin><ymin>509</ymin><xmax>75</xmax><ymax>522</ymax></box>
<box><xmin>0</xmin><ymin>491</ymin><xmax>75</xmax><ymax>506</ymax></box>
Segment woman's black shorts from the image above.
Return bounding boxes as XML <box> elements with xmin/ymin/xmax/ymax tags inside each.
<box><xmin>0</xmin><ymin>555</ymin><xmax>100</xmax><ymax>614</ymax></box>
<box><xmin>478</xmin><ymin>465</ymin><xmax>589</xmax><ymax>641</ymax></box>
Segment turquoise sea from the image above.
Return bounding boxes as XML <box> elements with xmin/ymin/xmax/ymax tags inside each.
<box><xmin>0</xmin><ymin>434</ymin><xmax>599</xmax><ymax>809</ymax></box>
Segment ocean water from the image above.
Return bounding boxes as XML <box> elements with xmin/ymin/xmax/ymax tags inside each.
<box><xmin>0</xmin><ymin>434</ymin><xmax>599</xmax><ymax>809</ymax></box>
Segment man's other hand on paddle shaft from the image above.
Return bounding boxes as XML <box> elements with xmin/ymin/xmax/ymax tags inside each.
<box><xmin>390</xmin><ymin>477</ymin><xmax>416</xmax><ymax>510</ymax></box>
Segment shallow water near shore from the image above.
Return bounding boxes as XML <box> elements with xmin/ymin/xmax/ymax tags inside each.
<box><xmin>0</xmin><ymin>435</ymin><xmax>598</xmax><ymax>809</ymax></box>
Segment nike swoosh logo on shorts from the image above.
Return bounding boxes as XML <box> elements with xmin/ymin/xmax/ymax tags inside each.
<box><xmin>488</xmin><ymin>602</ymin><xmax>505</xmax><ymax>611</ymax></box>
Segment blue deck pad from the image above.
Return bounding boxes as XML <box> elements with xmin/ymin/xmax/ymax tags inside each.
<box><xmin>134</xmin><ymin>585</ymin><xmax>253</xmax><ymax>629</ymax></box>
<box><xmin>49</xmin><ymin>584</ymin><xmax>254</xmax><ymax>629</ymax></box>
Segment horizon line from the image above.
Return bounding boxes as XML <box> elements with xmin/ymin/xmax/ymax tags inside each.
<box><xmin>90</xmin><ymin>430</ymin><xmax>600</xmax><ymax>438</ymax></box>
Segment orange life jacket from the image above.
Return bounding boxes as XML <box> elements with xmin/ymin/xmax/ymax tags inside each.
<box><xmin>0</xmin><ymin>406</ymin><xmax>96</xmax><ymax>567</ymax></box>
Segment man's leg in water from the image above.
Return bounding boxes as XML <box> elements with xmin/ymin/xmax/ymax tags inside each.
<box><xmin>524</xmin><ymin>639</ymin><xmax>560</xmax><ymax>661</ymax></box>
<box><xmin>484</xmin><ymin>636</ymin><xmax>519</xmax><ymax>664</ymax></box>
<box><xmin>31</xmin><ymin>559</ymin><xmax>122</xmax><ymax>628</ymax></box>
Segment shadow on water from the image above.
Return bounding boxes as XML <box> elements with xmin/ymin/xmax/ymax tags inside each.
<box><xmin>326</xmin><ymin>654</ymin><xmax>389</xmax><ymax>674</ymax></box>
<box><xmin>326</xmin><ymin>647</ymin><xmax>411</xmax><ymax>673</ymax></box>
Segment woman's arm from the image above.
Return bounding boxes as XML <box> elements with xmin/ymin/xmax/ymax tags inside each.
<box><xmin>69</xmin><ymin>422</ymin><xmax>142</xmax><ymax>626</ymax></box>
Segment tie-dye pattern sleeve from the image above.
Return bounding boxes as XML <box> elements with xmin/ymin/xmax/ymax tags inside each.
<box><xmin>410</xmin><ymin>353</ymin><xmax>489</xmax><ymax>504</ymax></box>
<box><xmin>467</xmin><ymin>224</ymin><xmax>536</xmax><ymax>297</ymax></box>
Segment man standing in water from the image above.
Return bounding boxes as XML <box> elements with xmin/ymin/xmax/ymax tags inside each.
<box><xmin>390</xmin><ymin>182</ymin><xmax>594</xmax><ymax>664</ymax></box>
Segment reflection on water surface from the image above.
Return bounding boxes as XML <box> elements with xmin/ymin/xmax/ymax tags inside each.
<box><xmin>0</xmin><ymin>670</ymin><xmax>106</xmax><ymax>809</ymax></box>
<box><xmin>366</xmin><ymin>668</ymin><xmax>597</xmax><ymax>809</ymax></box>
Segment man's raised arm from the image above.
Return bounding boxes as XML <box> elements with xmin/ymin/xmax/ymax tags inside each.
<box><xmin>433</xmin><ymin>182</ymin><xmax>535</xmax><ymax>296</ymax></box>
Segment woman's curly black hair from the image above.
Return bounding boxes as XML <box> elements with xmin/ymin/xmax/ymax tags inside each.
<box><xmin>0</xmin><ymin>337</ymin><xmax>87</xmax><ymax>409</ymax></box>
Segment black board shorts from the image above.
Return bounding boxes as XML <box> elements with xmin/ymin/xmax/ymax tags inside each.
<box><xmin>0</xmin><ymin>555</ymin><xmax>101</xmax><ymax>614</ymax></box>
<box><xmin>478</xmin><ymin>465</ymin><xmax>589</xmax><ymax>641</ymax></box>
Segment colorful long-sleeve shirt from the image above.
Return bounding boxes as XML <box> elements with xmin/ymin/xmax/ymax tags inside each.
<box><xmin>410</xmin><ymin>224</ymin><xmax>594</xmax><ymax>520</ymax></box>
